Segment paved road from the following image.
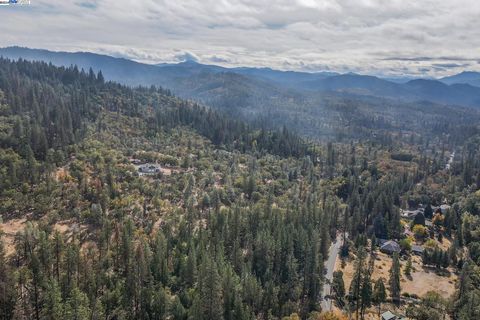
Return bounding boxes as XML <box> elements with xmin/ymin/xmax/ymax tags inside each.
<box><xmin>445</xmin><ymin>151</ymin><xmax>455</xmax><ymax>170</ymax></box>
<box><xmin>320</xmin><ymin>233</ymin><xmax>344</xmax><ymax>312</ymax></box>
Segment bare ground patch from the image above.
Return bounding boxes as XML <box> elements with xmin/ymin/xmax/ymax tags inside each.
<box><xmin>335</xmin><ymin>251</ymin><xmax>457</xmax><ymax>299</ymax></box>
<box><xmin>0</xmin><ymin>217</ymin><xmax>27</xmax><ymax>255</ymax></box>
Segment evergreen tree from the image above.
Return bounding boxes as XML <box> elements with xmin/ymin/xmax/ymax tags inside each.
<box><xmin>348</xmin><ymin>247</ymin><xmax>366</xmax><ymax>319</ymax></box>
<box><xmin>372</xmin><ymin>278</ymin><xmax>386</xmax><ymax>316</ymax></box>
<box><xmin>42</xmin><ymin>280</ymin><xmax>64</xmax><ymax>320</ymax></box>
<box><xmin>332</xmin><ymin>271</ymin><xmax>345</xmax><ymax>306</ymax></box>
<box><xmin>389</xmin><ymin>252</ymin><xmax>401</xmax><ymax>305</ymax></box>
<box><xmin>197</xmin><ymin>255</ymin><xmax>224</xmax><ymax>320</ymax></box>
<box><xmin>404</xmin><ymin>257</ymin><xmax>413</xmax><ymax>277</ymax></box>
<box><xmin>65</xmin><ymin>285</ymin><xmax>91</xmax><ymax>320</ymax></box>
<box><xmin>0</xmin><ymin>233</ymin><xmax>15</xmax><ymax>319</ymax></box>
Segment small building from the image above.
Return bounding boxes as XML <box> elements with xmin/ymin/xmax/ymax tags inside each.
<box><xmin>401</xmin><ymin>208</ymin><xmax>424</xmax><ymax>220</ymax></box>
<box><xmin>138</xmin><ymin>164</ymin><xmax>161</xmax><ymax>175</ymax></box>
<box><xmin>380</xmin><ymin>240</ymin><xmax>401</xmax><ymax>254</ymax></box>
<box><xmin>381</xmin><ymin>311</ymin><xmax>406</xmax><ymax>320</ymax></box>
<box><xmin>381</xmin><ymin>311</ymin><xmax>397</xmax><ymax>320</ymax></box>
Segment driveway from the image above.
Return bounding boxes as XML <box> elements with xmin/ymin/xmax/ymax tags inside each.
<box><xmin>320</xmin><ymin>233</ymin><xmax>344</xmax><ymax>312</ymax></box>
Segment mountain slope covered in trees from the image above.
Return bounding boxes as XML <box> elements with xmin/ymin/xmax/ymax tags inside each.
<box><xmin>0</xmin><ymin>57</ymin><xmax>338</xmax><ymax>320</ymax></box>
<box><xmin>1</xmin><ymin>47</ymin><xmax>480</xmax><ymax>142</ymax></box>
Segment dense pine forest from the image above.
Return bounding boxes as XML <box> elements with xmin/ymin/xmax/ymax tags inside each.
<box><xmin>1</xmin><ymin>58</ymin><xmax>480</xmax><ymax>320</ymax></box>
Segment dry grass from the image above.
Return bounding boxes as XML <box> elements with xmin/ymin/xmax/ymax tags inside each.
<box><xmin>335</xmin><ymin>251</ymin><xmax>457</xmax><ymax>299</ymax></box>
<box><xmin>0</xmin><ymin>217</ymin><xmax>26</xmax><ymax>255</ymax></box>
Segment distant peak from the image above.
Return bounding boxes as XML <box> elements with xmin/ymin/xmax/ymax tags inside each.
<box><xmin>458</xmin><ymin>71</ymin><xmax>480</xmax><ymax>75</ymax></box>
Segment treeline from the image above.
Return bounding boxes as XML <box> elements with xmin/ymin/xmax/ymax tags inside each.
<box><xmin>422</xmin><ymin>247</ymin><xmax>450</xmax><ymax>269</ymax></box>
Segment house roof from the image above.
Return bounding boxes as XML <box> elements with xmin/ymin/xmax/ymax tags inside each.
<box><xmin>381</xmin><ymin>311</ymin><xmax>397</xmax><ymax>320</ymax></box>
<box><xmin>380</xmin><ymin>240</ymin><xmax>401</xmax><ymax>253</ymax></box>
<box><xmin>401</xmin><ymin>208</ymin><xmax>423</xmax><ymax>219</ymax></box>
<box><xmin>377</xmin><ymin>238</ymin><xmax>389</xmax><ymax>245</ymax></box>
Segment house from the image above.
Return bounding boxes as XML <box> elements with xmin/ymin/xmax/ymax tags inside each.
<box><xmin>381</xmin><ymin>311</ymin><xmax>397</xmax><ymax>320</ymax></box>
<box><xmin>380</xmin><ymin>240</ymin><xmax>401</xmax><ymax>254</ymax></box>
<box><xmin>432</xmin><ymin>204</ymin><xmax>451</xmax><ymax>215</ymax></box>
<box><xmin>401</xmin><ymin>208</ymin><xmax>424</xmax><ymax>220</ymax></box>
<box><xmin>381</xmin><ymin>311</ymin><xmax>406</xmax><ymax>320</ymax></box>
<box><xmin>138</xmin><ymin>164</ymin><xmax>161</xmax><ymax>176</ymax></box>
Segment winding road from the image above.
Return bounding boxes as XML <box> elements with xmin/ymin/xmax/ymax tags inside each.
<box><xmin>320</xmin><ymin>233</ymin><xmax>344</xmax><ymax>312</ymax></box>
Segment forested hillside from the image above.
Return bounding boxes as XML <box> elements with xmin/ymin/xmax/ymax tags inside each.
<box><xmin>2</xmin><ymin>47</ymin><xmax>480</xmax><ymax>142</ymax></box>
<box><xmin>0</xmin><ymin>58</ymin><xmax>334</xmax><ymax>319</ymax></box>
<box><xmin>1</xmin><ymin>58</ymin><xmax>480</xmax><ymax>320</ymax></box>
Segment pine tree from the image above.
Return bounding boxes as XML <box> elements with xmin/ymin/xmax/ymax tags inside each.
<box><xmin>184</xmin><ymin>242</ymin><xmax>198</xmax><ymax>286</ymax></box>
<box><xmin>332</xmin><ymin>271</ymin><xmax>345</xmax><ymax>307</ymax></box>
<box><xmin>152</xmin><ymin>286</ymin><xmax>168</xmax><ymax>320</ymax></box>
<box><xmin>42</xmin><ymin>280</ymin><xmax>64</xmax><ymax>320</ymax></box>
<box><xmin>171</xmin><ymin>296</ymin><xmax>186</xmax><ymax>320</ymax></box>
<box><xmin>404</xmin><ymin>257</ymin><xmax>413</xmax><ymax>276</ymax></box>
<box><xmin>389</xmin><ymin>252</ymin><xmax>401</xmax><ymax>305</ymax></box>
<box><xmin>65</xmin><ymin>285</ymin><xmax>91</xmax><ymax>320</ymax></box>
<box><xmin>197</xmin><ymin>255</ymin><xmax>224</xmax><ymax>320</ymax></box>
<box><xmin>372</xmin><ymin>278</ymin><xmax>386</xmax><ymax>316</ymax></box>
<box><xmin>360</xmin><ymin>272</ymin><xmax>372</xmax><ymax>319</ymax></box>
<box><xmin>0</xmin><ymin>233</ymin><xmax>15</xmax><ymax>319</ymax></box>
<box><xmin>152</xmin><ymin>232</ymin><xmax>169</xmax><ymax>285</ymax></box>
<box><xmin>349</xmin><ymin>247</ymin><xmax>366</xmax><ymax>320</ymax></box>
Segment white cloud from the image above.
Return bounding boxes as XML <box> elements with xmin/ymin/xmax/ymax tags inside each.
<box><xmin>0</xmin><ymin>0</ymin><xmax>479</xmax><ymax>77</ymax></box>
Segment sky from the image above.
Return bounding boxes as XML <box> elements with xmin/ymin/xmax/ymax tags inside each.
<box><xmin>0</xmin><ymin>0</ymin><xmax>479</xmax><ymax>77</ymax></box>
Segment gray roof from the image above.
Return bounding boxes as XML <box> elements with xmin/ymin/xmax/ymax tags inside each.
<box><xmin>380</xmin><ymin>240</ymin><xmax>401</xmax><ymax>253</ymax></box>
<box><xmin>377</xmin><ymin>238</ymin><xmax>389</xmax><ymax>245</ymax></box>
<box><xmin>381</xmin><ymin>311</ymin><xmax>397</xmax><ymax>320</ymax></box>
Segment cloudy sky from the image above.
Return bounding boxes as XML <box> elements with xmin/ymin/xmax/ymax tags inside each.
<box><xmin>1</xmin><ymin>0</ymin><xmax>479</xmax><ymax>77</ymax></box>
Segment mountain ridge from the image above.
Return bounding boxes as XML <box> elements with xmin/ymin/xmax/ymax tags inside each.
<box><xmin>440</xmin><ymin>71</ymin><xmax>480</xmax><ymax>87</ymax></box>
<box><xmin>1</xmin><ymin>46</ymin><xmax>480</xmax><ymax>140</ymax></box>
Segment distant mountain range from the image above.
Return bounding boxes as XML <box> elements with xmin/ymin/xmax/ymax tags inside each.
<box><xmin>1</xmin><ymin>46</ymin><xmax>479</xmax><ymax>140</ymax></box>
<box><xmin>1</xmin><ymin>46</ymin><xmax>479</xmax><ymax>109</ymax></box>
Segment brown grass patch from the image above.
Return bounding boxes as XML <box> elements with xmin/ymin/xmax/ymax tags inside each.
<box><xmin>0</xmin><ymin>218</ymin><xmax>26</xmax><ymax>255</ymax></box>
<box><xmin>335</xmin><ymin>251</ymin><xmax>457</xmax><ymax>299</ymax></box>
